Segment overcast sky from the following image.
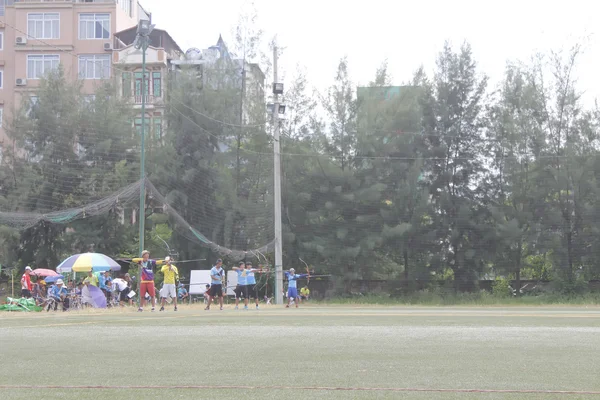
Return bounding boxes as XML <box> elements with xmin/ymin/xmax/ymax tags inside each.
<box><xmin>141</xmin><ymin>0</ymin><xmax>599</xmax><ymax>104</ymax></box>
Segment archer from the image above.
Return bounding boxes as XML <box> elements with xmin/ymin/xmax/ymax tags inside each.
<box><xmin>284</xmin><ymin>268</ymin><xmax>309</xmax><ymax>308</ymax></box>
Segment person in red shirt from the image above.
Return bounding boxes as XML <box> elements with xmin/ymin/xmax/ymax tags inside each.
<box><xmin>21</xmin><ymin>266</ymin><xmax>33</xmax><ymax>298</ymax></box>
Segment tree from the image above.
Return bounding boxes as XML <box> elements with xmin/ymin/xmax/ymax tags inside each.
<box><xmin>486</xmin><ymin>63</ymin><xmax>547</xmax><ymax>294</ymax></box>
<box><xmin>420</xmin><ymin>42</ymin><xmax>492</xmax><ymax>291</ymax></box>
<box><xmin>0</xmin><ymin>68</ymin><xmax>137</xmax><ymax>267</ymax></box>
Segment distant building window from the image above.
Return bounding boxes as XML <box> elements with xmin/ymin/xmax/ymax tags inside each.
<box><xmin>0</xmin><ymin>69</ymin><xmax>3</xmax><ymax>89</ymax></box>
<box><xmin>78</xmin><ymin>54</ymin><xmax>110</xmax><ymax>79</ymax></box>
<box><xmin>134</xmin><ymin>117</ymin><xmax>150</xmax><ymax>135</ymax></box>
<box><xmin>28</xmin><ymin>13</ymin><xmax>60</xmax><ymax>40</ymax></box>
<box><xmin>0</xmin><ymin>106</ymin><xmax>3</xmax><ymax>128</ymax></box>
<box><xmin>119</xmin><ymin>0</ymin><xmax>133</xmax><ymax>18</ymax></box>
<box><xmin>79</xmin><ymin>14</ymin><xmax>110</xmax><ymax>40</ymax></box>
<box><xmin>27</xmin><ymin>96</ymin><xmax>39</xmax><ymax>118</ymax></box>
<box><xmin>134</xmin><ymin>71</ymin><xmax>149</xmax><ymax>96</ymax></box>
<box><xmin>122</xmin><ymin>72</ymin><xmax>132</xmax><ymax>97</ymax></box>
<box><xmin>154</xmin><ymin>117</ymin><xmax>162</xmax><ymax>140</ymax></box>
<box><xmin>27</xmin><ymin>54</ymin><xmax>60</xmax><ymax>79</ymax></box>
<box><xmin>0</xmin><ymin>31</ymin><xmax>4</xmax><ymax>51</ymax></box>
<box><xmin>152</xmin><ymin>72</ymin><xmax>161</xmax><ymax>97</ymax></box>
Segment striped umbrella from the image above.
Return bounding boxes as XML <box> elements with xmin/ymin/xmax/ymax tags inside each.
<box><xmin>56</xmin><ymin>253</ymin><xmax>121</xmax><ymax>273</ymax></box>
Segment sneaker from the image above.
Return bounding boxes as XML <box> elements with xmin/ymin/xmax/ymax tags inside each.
<box><xmin>244</xmin><ymin>306</ymin><xmax>248</xmax><ymax>310</ymax></box>
<box><xmin>204</xmin><ymin>306</ymin><xmax>210</xmax><ymax>310</ymax></box>
<box><xmin>220</xmin><ymin>306</ymin><xmax>223</xmax><ymax>310</ymax></box>
<box><xmin>235</xmin><ymin>306</ymin><xmax>239</xmax><ymax>310</ymax></box>
<box><xmin>174</xmin><ymin>307</ymin><xmax>178</xmax><ymax>311</ymax></box>
<box><xmin>159</xmin><ymin>307</ymin><xmax>165</xmax><ymax>312</ymax></box>
<box><xmin>256</xmin><ymin>305</ymin><xmax>259</xmax><ymax>310</ymax></box>
<box><xmin>138</xmin><ymin>307</ymin><xmax>143</xmax><ymax>312</ymax></box>
<box><xmin>285</xmin><ymin>305</ymin><xmax>289</xmax><ymax>308</ymax></box>
<box><xmin>151</xmin><ymin>307</ymin><xmax>155</xmax><ymax>312</ymax></box>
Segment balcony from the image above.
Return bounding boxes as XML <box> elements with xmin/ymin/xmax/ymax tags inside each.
<box><xmin>133</xmin><ymin>95</ymin><xmax>154</xmax><ymax>104</ymax></box>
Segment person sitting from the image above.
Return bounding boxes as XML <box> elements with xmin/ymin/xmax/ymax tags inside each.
<box><xmin>49</xmin><ymin>279</ymin><xmax>69</xmax><ymax>311</ymax></box>
<box><xmin>32</xmin><ymin>281</ymin><xmax>44</xmax><ymax>306</ymax></box>
<box><xmin>177</xmin><ymin>283</ymin><xmax>189</xmax><ymax>302</ymax></box>
<box><xmin>203</xmin><ymin>284</ymin><xmax>210</xmax><ymax>304</ymax></box>
<box><xmin>300</xmin><ymin>286</ymin><xmax>310</xmax><ymax>303</ymax></box>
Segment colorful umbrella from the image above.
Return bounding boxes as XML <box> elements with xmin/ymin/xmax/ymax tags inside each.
<box><xmin>82</xmin><ymin>285</ymin><xmax>107</xmax><ymax>308</ymax></box>
<box><xmin>32</xmin><ymin>268</ymin><xmax>60</xmax><ymax>277</ymax></box>
<box><xmin>56</xmin><ymin>253</ymin><xmax>121</xmax><ymax>273</ymax></box>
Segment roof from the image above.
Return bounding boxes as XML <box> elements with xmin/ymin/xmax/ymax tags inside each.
<box><xmin>114</xmin><ymin>26</ymin><xmax>184</xmax><ymax>55</ymax></box>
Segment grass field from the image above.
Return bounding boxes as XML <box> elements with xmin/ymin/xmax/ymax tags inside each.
<box><xmin>2</xmin><ymin>304</ymin><xmax>600</xmax><ymax>399</ymax></box>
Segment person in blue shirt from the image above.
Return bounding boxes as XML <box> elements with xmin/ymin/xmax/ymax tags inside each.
<box><xmin>285</xmin><ymin>268</ymin><xmax>308</xmax><ymax>308</ymax></box>
<box><xmin>177</xmin><ymin>283</ymin><xmax>189</xmax><ymax>302</ymax></box>
<box><xmin>232</xmin><ymin>261</ymin><xmax>249</xmax><ymax>310</ymax></box>
<box><xmin>205</xmin><ymin>259</ymin><xmax>224</xmax><ymax>311</ymax></box>
<box><xmin>245</xmin><ymin>261</ymin><xmax>267</xmax><ymax>310</ymax></box>
<box><xmin>98</xmin><ymin>271</ymin><xmax>113</xmax><ymax>307</ymax></box>
<box><xmin>49</xmin><ymin>278</ymin><xmax>69</xmax><ymax>311</ymax></box>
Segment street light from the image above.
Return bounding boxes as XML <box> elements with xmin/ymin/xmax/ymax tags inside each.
<box><xmin>135</xmin><ymin>19</ymin><xmax>154</xmax><ymax>258</ymax></box>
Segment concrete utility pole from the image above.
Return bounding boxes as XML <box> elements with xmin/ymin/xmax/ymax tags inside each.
<box><xmin>272</xmin><ymin>45</ymin><xmax>283</xmax><ymax>305</ymax></box>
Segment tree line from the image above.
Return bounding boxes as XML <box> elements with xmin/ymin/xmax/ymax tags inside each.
<box><xmin>1</xmin><ymin>37</ymin><xmax>599</xmax><ymax>295</ymax></box>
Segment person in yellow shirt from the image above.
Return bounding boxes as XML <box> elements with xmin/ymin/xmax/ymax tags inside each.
<box><xmin>300</xmin><ymin>286</ymin><xmax>310</xmax><ymax>303</ymax></box>
<box><xmin>86</xmin><ymin>270</ymin><xmax>99</xmax><ymax>287</ymax></box>
<box><xmin>159</xmin><ymin>256</ymin><xmax>179</xmax><ymax>312</ymax></box>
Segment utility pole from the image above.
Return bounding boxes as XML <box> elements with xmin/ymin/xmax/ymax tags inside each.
<box><xmin>135</xmin><ymin>20</ymin><xmax>154</xmax><ymax>258</ymax></box>
<box><xmin>272</xmin><ymin>45</ymin><xmax>283</xmax><ymax>305</ymax></box>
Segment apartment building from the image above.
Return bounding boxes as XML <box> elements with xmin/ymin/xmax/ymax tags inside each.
<box><xmin>0</xmin><ymin>0</ymin><xmax>150</xmax><ymax>150</ymax></box>
<box><xmin>114</xmin><ymin>25</ymin><xmax>183</xmax><ymax>146</ymax></box>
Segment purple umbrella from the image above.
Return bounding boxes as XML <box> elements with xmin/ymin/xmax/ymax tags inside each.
<box><xmin>82</xmin><ymin>285</ymin><xmax>107</xmax><ymax>308</ymax></box>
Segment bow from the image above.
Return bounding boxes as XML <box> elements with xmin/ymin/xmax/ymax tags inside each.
<box><xmin>299</xmin><ymin>258</ymin><xmax>310</xmax><ymax>286</ymax></box>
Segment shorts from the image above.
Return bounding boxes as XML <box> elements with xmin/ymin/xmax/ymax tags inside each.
<box><xmin>234</xmin><ymin>285</ymin><xmax>248</xmax><ymax>298</ymax></box>
<box><xmin>209</xmin><ymin>284</ymin><xmax>223</xmax><ymax>297</ymax></box>
<box><xmin>162</xmin><ymin>283</ymin><xmax>177</xmax><ymax>299</ymax></box>
<box><xmin>21</xmin><ymin>289</ymin><xmax>31</xmax><ymax>298</ymax></box>
<box><xmin>140</xmin><ymin>282</ymin><xmax>156</xmax><ymax>298</ymax></box>
<box><xmin>119</xmin><ymin>289</ymin><xmax>132</xmax><ymax>302</ymax></box>
<box><xmin>246</xmin><ymin>284</ymin><xmax>258</xmax><ymax>298</ymax></box>
<box><xmin>288</xmin><ymin>287</ymin><xmax>298</xmax><ymax>299</ymax></box>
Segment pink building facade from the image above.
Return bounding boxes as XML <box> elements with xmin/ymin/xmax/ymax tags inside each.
<box><xmin>0</xmin><ymin>0</ymin><xmax>150</xmax><ymax>155</ymax></box>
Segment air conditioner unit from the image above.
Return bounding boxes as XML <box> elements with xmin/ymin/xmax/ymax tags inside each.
<box><xmin>16</xmin><ymin>78</ymin><xmax>27</xmax><ymax>86</ymax></box>
<box><xmin>15</xmin><ymin>37</ymin><xmax>27</xmax><ymax>45</ymax></box>
<box><xmin>103</xmin><ymin>42</ymin><xmax>112</xmax><ymax>51</ymax></box>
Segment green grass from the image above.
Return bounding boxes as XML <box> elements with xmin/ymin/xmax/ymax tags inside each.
<box><xmin>2</xmin><ymin>304</ymin><xmax>600</xmax><ymax>399</ymax></box>
<box><xmin>320</xmin><ymin>291</ymin><xmax>600</xmax><ymax>306</ymax></box>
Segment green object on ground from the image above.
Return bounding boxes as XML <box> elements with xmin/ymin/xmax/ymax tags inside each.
<box><xmin>0</xmin><ymin>297</ymin><xmax>42</xmax><ymax>312</ymax></box>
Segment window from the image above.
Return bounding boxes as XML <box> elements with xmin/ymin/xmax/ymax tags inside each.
<box><xmin>28</xmin><ymin>13</ymin><xmax>60</xmax><ymax>40</ymax></box>
<box><xmin>134</xmin><ymin>117</ymin><xmax>150</xmax><ymax>135</ymax></box>
<box><xmin>152</xmin><ymin>72</ymin><xmax>161</xmax><ymax>97</ymax></box>
<box><xmin>122</xmin><ymin>72</ymin><xmax>131</xmax><ymax>97</ymax></box>
<box><xmin>119</xmin><ymin>0</ymin><xmax>133</xmax><ymax>18</ymax></box>
<box><xmin>0</xmin><ymin>107</ymin><xmax>3</xmax><ymax>128</ymax></box>
<box><xmin>78</xmin><ymin>55</ymin><xmax>110</xmax><ymax>79</ymax></box>
<box><xmin>134</xmin><ymin>71</ymin><xmax>149</xmax><ymax>101</ymax></box>
<box><xmin>0</xmin><ymin>31</ymin><xmax>4</xmax><ymax>51</ymax></box>
<box><xmin>27</xmin><ymin>55</ymin><xmax>60</xmax><ymax>79</ymax></box>
<box><xmin>27</xmin><ymin>96</ymin><xmax>39</xmax><ymax>118</ymax></box>
<box><xmin>153</xmin><ymin>117</ymin><xmax>162</xmax><ymax>140</ymax></box>
<box><xmin>0</xmin><ymin>69</ymin><xmax>3</xmax><ymax>89</ymax></box>
<box><xmin>79</xmin><ymin>14</ymin><xmax>110</xmax><ymax>40</ymax></box>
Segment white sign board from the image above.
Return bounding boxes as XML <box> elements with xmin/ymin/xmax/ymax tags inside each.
<box><xmin>227</xmin><ymin>270</ymin><xmax>238</xmax><ymax>296</ymax></box>
<box><xmin>189</xmin><ymin>270</ymin><xmax>211</xmax><ymax>295</ymax></box>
